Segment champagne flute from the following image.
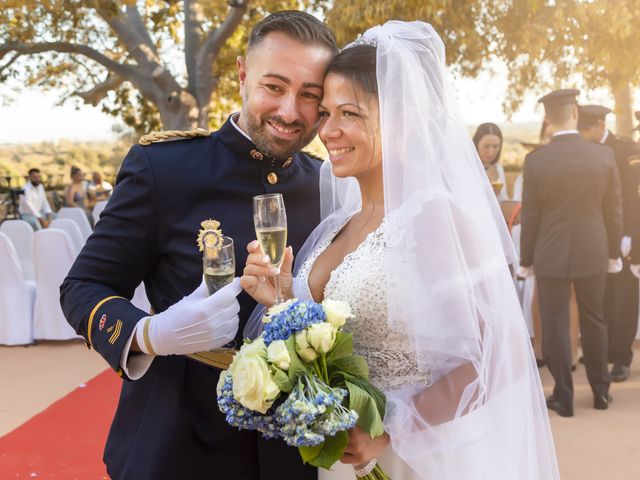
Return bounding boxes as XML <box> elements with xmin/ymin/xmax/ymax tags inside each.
<box><xmin>253</xmin><ymin>193</ymin><xmax>288</xmax><ymax>304</ymax></box>
<box><xmin>203</xmin><ymin>235</ymin><xmax>235</xmax><ymax>295</ymax></box>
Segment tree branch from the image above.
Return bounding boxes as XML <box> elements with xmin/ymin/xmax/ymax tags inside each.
<box><xmin>0</xmin><ymin>41</ymin><xmax>140</xmax><ymax>82</ymax></box>
<box><xmin>77</xmin><ymin>74</ymin><xmax>125</xmax><ymax>105</ymax></box>
<box><xmin>125</xmin><ymin>4</ymin><xmax>158</xmax><ymax>56</ymax></box>
<box><xmin>184</xmin><ymin>0</ymin><xmax>204</xmax><ymax>95</ymax></box>
<box><xmin>195</xmin><ymin>1</ymin><xmax>248</xmax><ymax>105</ymax></box>
<box><xmin>0</xmin><ymin>52</ymin><xmax>21</xmax><ymax>76</ymax></box>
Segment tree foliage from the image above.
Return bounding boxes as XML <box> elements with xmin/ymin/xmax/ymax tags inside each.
<box><xmin>494</xmin><ymin>0</ymin><xmax>640</xmax><ymax>136</ymax></box>
<box><xmin>1</xmin><ymin>1</ymin><xmax>508</xmax><ymax>134</ymax></box>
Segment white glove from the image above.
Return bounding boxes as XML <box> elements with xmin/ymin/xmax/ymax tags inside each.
<box><xmin>608</xmin><ymin>258</ymin><xmax>623</xmax><ymax>274</ymax></box>
<box><xmin>517</xmin><ymin>266</ymin><xmax>534</xmax><ymax>278</ymax></box>
<box><xmin>630</xmin><ymin>264</ymin><xmax>640</xmax><ymax>279</ymax></box>
<box><xmin>137</xmin><ymin>278</ymin><xmax>242</xmax><ymax>356</ymax></box>
<box><xmin>621</xmin><ymin>236</ymin><xmax>632</xmax><ymax>258</ymax></box>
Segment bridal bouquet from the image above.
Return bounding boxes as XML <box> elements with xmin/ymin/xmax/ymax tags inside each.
<box><xmin>216</xmin><ymin>299</ymin><xmax>389</xmax><ymax>479</ymax></box>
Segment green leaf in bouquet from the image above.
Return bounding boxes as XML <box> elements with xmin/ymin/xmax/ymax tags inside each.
<box><xmin>329</xmin><ymin>354</ymin><xmax>369</xmax><ymax>379</ymax></box>
<box><xmin>272</xmin><ymin>368</ymin><xmax>293</xmax><ymax>393</ymax></box>
<box><xmin>307</xmin><ymin>430</ymin><xmax>349</xmax><ymax>470</ymax></box>
<box><xmin>284</xmin><ymin>336</ymin><xmax>309</xmax><ymax>383</ymax></box>
<box><xmin>343</xmin><ymin>374</ymin><xmax>386</xmax><ymax>417</ymax></box>
<box><xmin>299</xmin><ymin>443</ymin><xmax>323</xmax><ymax>464</ymax></box>
<box><xmin>326</xmin><ymin>331</ymin><xmax>353</xmax><ymax>361</ymax></box>
<box><xmin>345</xmin><ymin>381</ymin><xmax>385</xmax><ymax>437</ymax></box>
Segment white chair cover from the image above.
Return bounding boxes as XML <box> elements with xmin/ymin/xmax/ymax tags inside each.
<box><xmin>92</xmin><ymin>200</ymin><xmax>108</xmax><ymax>226</ymax></box>
<box><xmin>0</xmin><ymin>219</ymin><xmax>35</xmax><ymax>281</ymax></box>
<box><xmin>0</xmin><ymin>232</ymin><xmax>35</xmax><ymax>345</ymax></box>
<box><xmin>131</xmin><ymin>282</ymin><xmax>151</xmax><ymax>313</ymax></box>
<box><xmin>32</xmin><ymin>229</ymin><xmax>80</xmax><ymax>340</ymax></box>
<box><xmin>510</xmin><ymin>224</ymin><xmax>535</xmax><ymax>336</ymax></box>
<box><xmin>50</xmin><ymin>218</ymin><xmax>84</xmax><ymax>254</ymax></box>
<box><xmin>57</xmin><ymin>207</ymin><xmax>92</xmax><ymax>241</ymax></box>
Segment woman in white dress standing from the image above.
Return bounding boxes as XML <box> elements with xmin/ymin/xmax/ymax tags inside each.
<box><xmin>242</xmin><ymin>21</ymin><xmax>559</xmax><ymax>480</ymax></box>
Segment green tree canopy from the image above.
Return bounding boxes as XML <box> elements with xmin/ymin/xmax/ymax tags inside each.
<box><xmin>1</xmin><ymin>1</ymin><xmax>508</xmax><ymax>134</ymax></box>
<box><xmin>494</xmin><ymin>0</ymin><xmax>640</xmax><ymax>136</ymax></box>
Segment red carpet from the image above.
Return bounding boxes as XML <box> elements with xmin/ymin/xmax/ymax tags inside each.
<box><xmin>0</xmin><ymin>369</ymin><xmax>121</xmax><ymax>479</ymax></box>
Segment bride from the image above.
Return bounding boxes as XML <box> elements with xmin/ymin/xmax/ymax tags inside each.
<box><xmin>241</xmin><ymin>21</ymin><xmax>560</xmax><ymax>479</ymax></box>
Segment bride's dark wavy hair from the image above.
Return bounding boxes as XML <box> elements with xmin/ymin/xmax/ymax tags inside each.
<box><xmin>325</xmin><ymin>45</ymin><xmax>377</xmax><ymax>96</ymax></box>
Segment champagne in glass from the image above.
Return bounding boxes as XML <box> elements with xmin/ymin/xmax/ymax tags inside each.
<box><xmin>253</xmin><ymin>193</ymin><xmax>287</xmax><ymax>304</ymax></box>
<box><xmin>203</xmin><ymin>235</ymin><xmax>235</xmax><ymax>295</ymax></box>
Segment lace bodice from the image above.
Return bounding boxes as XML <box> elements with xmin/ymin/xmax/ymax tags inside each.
<box><xmin>293</xmin><ymin>217</ymin><xmax>431</xmax><ymax>392</ymax></box>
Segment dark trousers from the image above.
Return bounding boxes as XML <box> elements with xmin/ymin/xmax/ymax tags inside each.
<box><xmin>537</xmin><ymin>274</ymin><xmax>610</xmax><ymax>407</ymax></box>
<box><xmin>604</xmin><ymin>259</ymin><xmax>639</xmax><ymax>366</ymax></box>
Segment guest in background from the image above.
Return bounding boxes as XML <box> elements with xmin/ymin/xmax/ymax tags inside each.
<box><xmin>520</xmin><ymin>89</ymin><xmax>622</xmax><ymax>417</ymax></box>
<box><xmin>19</xmin><ymin>168</ymin><xmax>54</xmax><ymax>231</ymax></box>
<box><xmin>578</xmin><ymin>104</ymin><xmax>640</xmax><ymax>382</ymax></box>
<box><xmin>473</xmin><ymin>122</ymin><xmax>507</xmax><ymax>200</ymax></box>
<box><xmin>65</xmin><ymin>166</ymin><xmax>94</xmax><ymax>225</ymax></box>
<box><xmin>89</xmin><ymin>171</ymin><xmax>113</xmax><ymax>202</ymax></box>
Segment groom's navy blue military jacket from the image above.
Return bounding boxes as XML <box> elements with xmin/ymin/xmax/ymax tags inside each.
<box><xmin>60</xmin><ymin>116</ymin><xmax>321</xmax><ymax>480</ymax></box>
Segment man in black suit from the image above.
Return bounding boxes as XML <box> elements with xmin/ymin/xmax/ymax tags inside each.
<box><xmin>60</xmin><ymin>11</ymin><xmax>336</xmax><ymax>480</ymax></box>
<box><xmin>520</xmin><ymin>89</ymin><xmax>623</xmax><ymax>417</ymax></box>
<box><xmin>578</xmin><ymin>105</ymin><xmax>640</xmax><ymax>382</ymax></box>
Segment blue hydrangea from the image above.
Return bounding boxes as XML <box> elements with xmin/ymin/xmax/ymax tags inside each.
<box><xmin>262</xmin><ymin>300</ymin><xmax>326</xmax><ymax>346</ymax></box>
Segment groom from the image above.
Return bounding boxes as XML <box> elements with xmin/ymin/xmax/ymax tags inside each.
<box><xmin>60</xmin><ymin>11</ymin><xmax>336</xmax><ymax>479</ymax></box>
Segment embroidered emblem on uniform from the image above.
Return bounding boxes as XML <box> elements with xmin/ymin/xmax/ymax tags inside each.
<box><xmin>109</xmin><ymin>319</ymin><xmax>123</xmax><ymax>344</ymax></box>
<box><xmin>197</xmin><ymin>219</ymin><xmax>223</xmax><ymax>254</ymax></box>
<box><xmin>106</xmin><ymin>325</ymin><xmax>114</xmax><ymax>333</ymax></box>
<box><xmin>98</xmin><ymin>314</ymin><xmax>107</xmax><ymax>331</ymax></box>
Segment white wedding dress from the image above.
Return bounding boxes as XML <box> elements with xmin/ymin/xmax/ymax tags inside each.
<box><xmin>294</xmin><ymin>216</ymin><xmax>425</xmax><ymax>480</ymax></box>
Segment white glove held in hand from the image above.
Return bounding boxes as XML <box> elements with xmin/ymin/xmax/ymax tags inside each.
<box><xmin>137</xmin><ymin>278</ymin><xmax>242</xmax><ymax>356</ymax></box>
<box><xmin>517</xmin><ymin>266</ymin><xmax>534</xmax><ymax>278</ymax></box>
<box><xmin>608</xmin><ymin>258</ymin><xmax>623</xmax><ymax>274</ymax></box>
<box><xmin>630</xmin><ymin>264</ymin><xmax>640</xmax><ymax>279</ymax></box>
<box><xmin>621</xmin><ymin>236</ymin><xmax>632</xmax><ymax>258</ymax></box>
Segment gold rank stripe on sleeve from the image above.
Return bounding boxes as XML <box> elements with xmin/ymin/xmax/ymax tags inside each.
<box><xmin>87</xmin><ymin>296</ymin><xmax>125</xmax><ymax>347</ymax></box>
<box><xmin>108</xmin><ymin>319</ymin><xmax>123</xmax><ymax>345</ymax></box>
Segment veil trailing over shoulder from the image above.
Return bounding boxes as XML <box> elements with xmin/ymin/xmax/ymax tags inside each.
<box><xmin>293</xmin><ymin>21</ymin><xmax>559</xmax><ymax>479</ymax></box>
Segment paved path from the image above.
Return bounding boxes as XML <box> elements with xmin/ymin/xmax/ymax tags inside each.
<box><xmin>1</xmin><ymin>341</ymin><xmax>638</xmax><ymax>479</ymax></box>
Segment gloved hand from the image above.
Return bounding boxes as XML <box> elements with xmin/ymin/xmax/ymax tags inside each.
<box><xmin>137</xmin><ymin>278</ymin><xmax>242</xmax><ymax>356</ymax></box>
<box><xmin>630</xmin><ymin>264</ymin><xmax>640</xmax><ymax>279</ymax></box>
<box><xmin>517</xmin><ymin>266</ymin><xmax>534</xmax><ymax>279</ymax></box>
<box><xmin>621</xmin><ymin>236</ymin><xmax>632</xmax><ymax>258</ymax></box>
<box><xmin>608</xmin><ymin>258</ymin><xmax>623</xmax><ymax>274</ymax></box>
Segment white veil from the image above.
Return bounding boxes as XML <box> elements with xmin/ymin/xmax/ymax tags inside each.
<box><xmin>292</xmin><ymin>21</ymin><xmax>559</xmax><ymax>479</ymax></box>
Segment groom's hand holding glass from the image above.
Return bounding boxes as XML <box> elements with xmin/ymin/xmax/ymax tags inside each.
<box><xmin>134</xmin><ymin>278</ymin><xmax>242</xmax><ymax>356</ymax></box>
<box><xmin>240</xmin><ymin>241</ymin><xmax>294</xmax><ymax>307</ymax></box>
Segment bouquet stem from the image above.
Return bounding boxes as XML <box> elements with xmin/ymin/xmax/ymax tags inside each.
<box><xmin>360</xmin><ymin>464</ymin><xmax>390</xmax><ymax>480</ymax></box>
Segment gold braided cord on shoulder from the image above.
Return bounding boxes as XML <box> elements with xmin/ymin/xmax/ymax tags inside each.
<box><xmin>139</xmin><ymin>128</ymin><xmax>210</xmax><ymax>146</ymax></box>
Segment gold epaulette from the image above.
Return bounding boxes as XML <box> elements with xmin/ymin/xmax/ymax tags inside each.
<box><xmin>138</xmin><ymin>128</ymin><xmax>210</xmax><ymax>146</ymax></box>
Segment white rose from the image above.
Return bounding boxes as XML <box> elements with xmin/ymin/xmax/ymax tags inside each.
<box><xmin>229</xmin><ymin>337</ymin><xmax>267</xmax><ymax>373</ymax></box>
<box><xmin>231</xmin><ymin>355</ymin><xmax>280</xmax><ymax>413</ymax></box>
<box><xmin>306</xmin><ymin>322</ymin><xmax>336</xmax><ymax>354</ymax></box>
<box><xmin>267</xmin><ymin>339</ymin><xmax>291</xmax><ymax>371</ymax></box>
<box><xmin>295</xmin><ymin>331</ymin><xmax>318</xmax><ymax>362</ymax></box>
<box><xmin>322</xmin><ymin>299</ymin><xmax>355</xmax><ymax>328</ymax></box>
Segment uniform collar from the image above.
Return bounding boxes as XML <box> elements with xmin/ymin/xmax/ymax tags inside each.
<box><xmin>218</xmin><ymin>113</ymin><xmax>294</xmax><ymax>169</ymax></box>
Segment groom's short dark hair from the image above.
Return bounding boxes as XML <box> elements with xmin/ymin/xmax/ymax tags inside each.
<box><xmin>248</xmin><ymin>11</ymin><xmax>337</xmax><ymax>54</ymax></box>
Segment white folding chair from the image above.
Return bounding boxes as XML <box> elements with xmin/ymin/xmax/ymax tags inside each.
<box><xmin>510</xmin><ymin>224</ymin><xmax>535</xmax><ymax>337</ymax></box>
<box><xmin>0</xmin><ymin>219</ymin><xmax>35</xmax><ymax>281</ymax></box>
<box><xmin>50</xmin><ymin>218</ymin><xmax>84</xmax><ymax>254</ymax></box>
<box><xmin>32</xmin><ymin>229</ymin><xmax>80</xmax><ymax>340</ymax></box>
<box><xmin>0</xmin><ymin>232</ymin><xmax>35</xmax><ymax>345</ymax></box>
<box><xmin>92</xmin><ymin>200</ymin><xmax>108</xmax><ymax>226</ymax></box>
<box><xmin>57</xmin><ymin>207</ymin><xmax>92</xmax><ymax>241</ymax></box>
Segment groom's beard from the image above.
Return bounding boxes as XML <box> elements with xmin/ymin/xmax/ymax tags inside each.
<box><xmin>241</xmin><ymin>104</ymin><xmax>317</xmax><ymax>162</ymax></box>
